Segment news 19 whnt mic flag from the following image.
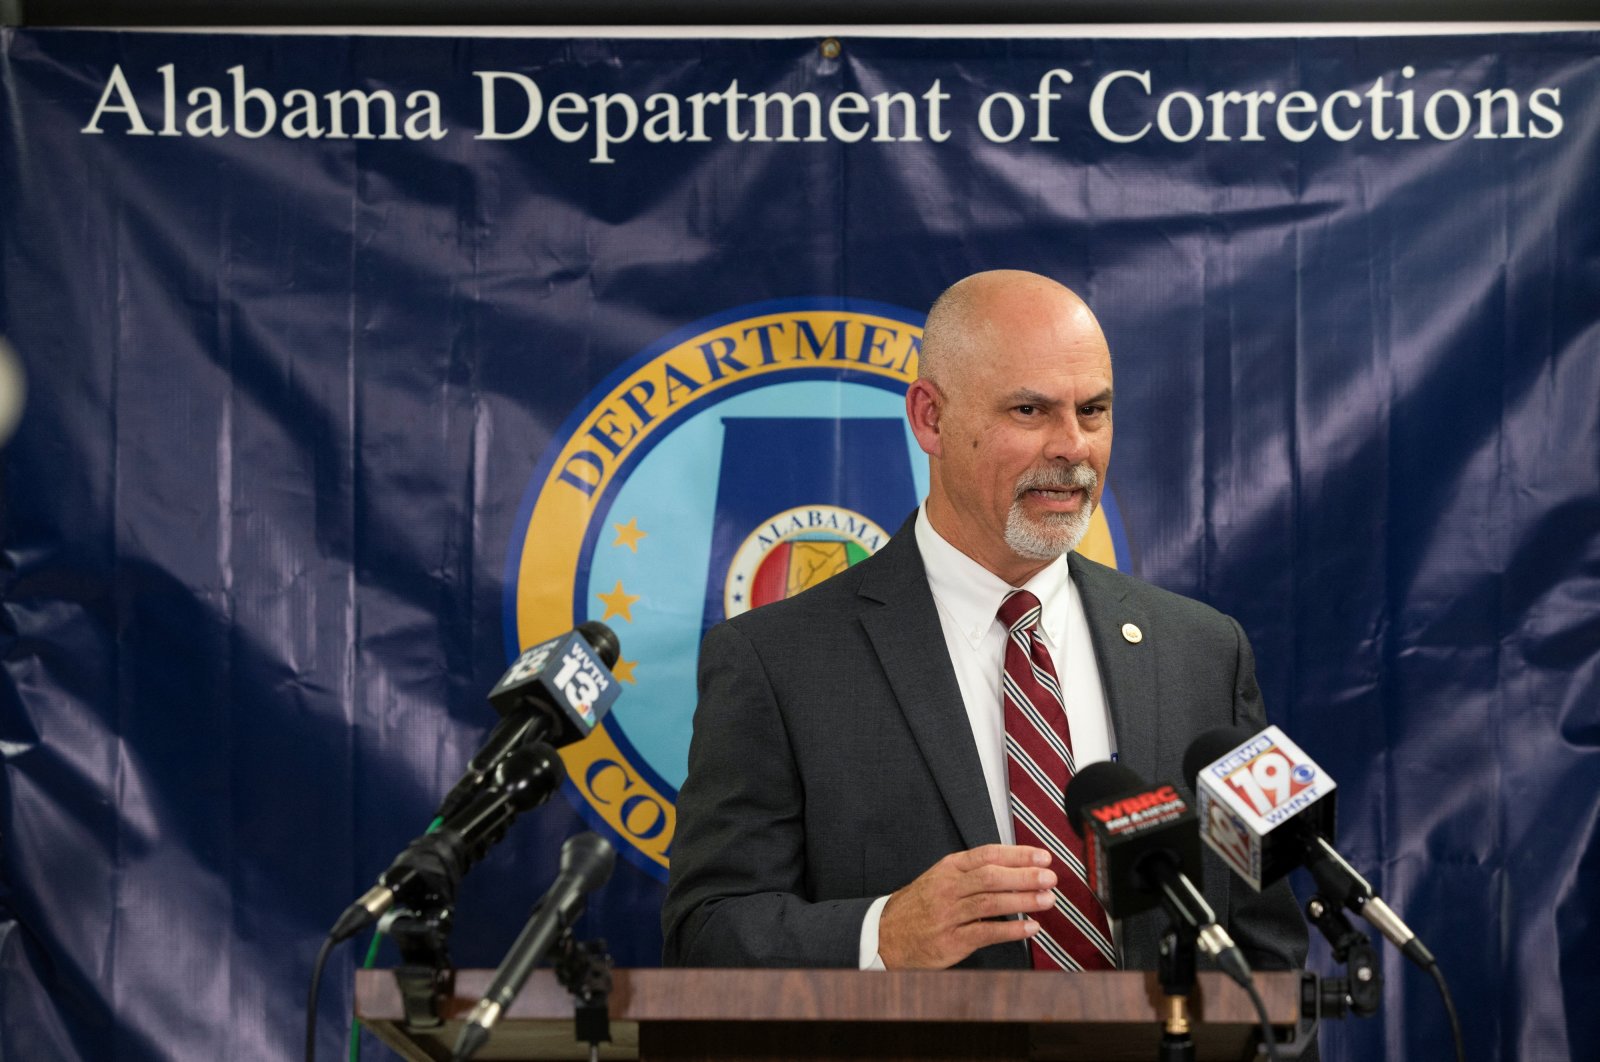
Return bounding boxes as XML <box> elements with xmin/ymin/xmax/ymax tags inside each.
<box><xmin>2</xmin><ymin>23</ymin><xmax>1597</xmax><ymax>1062</ymax></box>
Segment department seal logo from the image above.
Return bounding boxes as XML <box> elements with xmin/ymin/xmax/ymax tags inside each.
<box><xmin>724</xmin><ymin>505</ymin><xmax>888</xmax><ymax>619</ymax></box>
<box><xmin>504</xmin><ymin>297</ymin><xmax>1132</xmax><ymax>880</ymax></box>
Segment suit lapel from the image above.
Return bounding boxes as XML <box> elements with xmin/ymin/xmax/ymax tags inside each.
<box><xmin>858</xmin><ymin>525</ymin><xmax>1002</xmax><ymax>852</ymax></box>
<box><xmin>1070</xmin><ymin>553</ymin><xmax>1158</xmax><ymax>788</ymax></box>
<box><xmin>851</xmin><ymin>531</ymin><xmax>1162</xmax><ymax>850</ymax></box>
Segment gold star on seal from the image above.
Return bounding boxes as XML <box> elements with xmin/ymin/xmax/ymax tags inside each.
<box><xmin>611</xmin><ymin>657</ymin><xmax>638</xmax><ymax>685</ymax></box>
<box><xmin>596</xmin><ymin>581</ymin><xmax>641</xmax><ymax>624</ymax></box>
<box><xmin>612</xmin><ymin>517</ymin><xmax>648</xmax><ymax>553</ymax></box>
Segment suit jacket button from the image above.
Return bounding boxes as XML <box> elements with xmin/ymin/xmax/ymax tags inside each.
<box><xmin>1121</xmin><ymin>622</ymin><xmax>1143</xmax><ymax>644</ymax></box>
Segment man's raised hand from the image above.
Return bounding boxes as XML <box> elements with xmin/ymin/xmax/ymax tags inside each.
<box><xmin>877</xmin><ymin>844</ymin><xmax>1056</xmax><ymax>969</ymax></box>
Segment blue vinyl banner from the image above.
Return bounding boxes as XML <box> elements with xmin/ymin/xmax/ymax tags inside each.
<box><xmin>2</xmin><ymin>26</ymin><xmax>1597</xmax><ymax>1062</ymax></box>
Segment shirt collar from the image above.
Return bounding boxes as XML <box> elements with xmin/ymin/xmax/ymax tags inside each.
<box><xmin>915</xmin><ymin>504</ymin><xmax>1074</xmax><ymax>650</ymax></box>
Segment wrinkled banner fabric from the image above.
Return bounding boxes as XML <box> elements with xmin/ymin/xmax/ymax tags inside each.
<box><xmin>2</xmin><ymin>27</ymin><xmax>1597</xmax><ymax>1062</ymax></box>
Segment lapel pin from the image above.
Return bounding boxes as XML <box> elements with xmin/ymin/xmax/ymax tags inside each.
<box><xmin>1121</xmin><ymin>622</ymin><xmax>1143</xmax><ymax>644</ymax></box>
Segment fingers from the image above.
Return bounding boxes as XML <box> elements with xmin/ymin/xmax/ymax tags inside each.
<box><xmin>950</xmin><ymin>843</ymin><xmax>1052</xmax><ymax>872</ymax></box>
<box><xmin>944</xmin><ymin>845</ymin><xmax>1055</xmax><ymax>897</ymax></box>
<box><xmin>953</xmin><ymin>886</ymin><xmax>1056</xmax><ymax>924</ymax></box>
<box><xmin>955</xmin><ymin>861</ymin><xmax>1057</xmax><ymax>897</ymax></box>
<box><xmin>956</xmin><ymin>913</ymin><xmax>1042</xmax><ymax>953</ymax></box>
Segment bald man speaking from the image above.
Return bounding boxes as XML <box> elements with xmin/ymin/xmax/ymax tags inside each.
<box><xmin>663</xmin><ymin>271</ymin><xmax>1308</xmax><ymax>975</ymax></box>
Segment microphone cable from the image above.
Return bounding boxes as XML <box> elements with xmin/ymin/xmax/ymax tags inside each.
<box><xmin>305</xmin><ymin>934</ymin><xmax>338</xmax><ymax>1062</ymax></box>
<box><xmin>1240</xmin><ymin>976</ymin><xmax>1284</xmax><ymax>1062</ymax></box>
<box><xmin>346</xmin><ymin>913</ymin><xmax>396</xmax><ymax>1062</ymax></box>
<box><xmin>1428</xmin><ymin>962</ymin><xmax>1467</xmax><ymax>1062</ymax></box>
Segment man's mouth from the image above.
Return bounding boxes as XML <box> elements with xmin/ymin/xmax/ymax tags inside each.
<box><xmin>1021</xmin><ymin>486</ymin><xmax>1085</xmax><ymax>510</ymax></box>
<box><xmin>1013</xmin><ymin>463</ymin><xmax>1098</xmax><ymax>513</ymax></box>
<box><xmin>1011</xmin><ymin>460</ymin><xmax>1100</xmax><ymax>515</ymax></box>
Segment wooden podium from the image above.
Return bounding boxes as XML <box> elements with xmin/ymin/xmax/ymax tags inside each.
<box><xmin>355</xmin><ymin>967</ymin><xmax>1308</xmax><ymax>1061</ymax></box>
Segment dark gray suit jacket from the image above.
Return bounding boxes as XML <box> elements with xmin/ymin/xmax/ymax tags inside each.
<box><xmin>662</xmin><ymin>519</ymin><xmax>1308</xmax><ymax>975</ymax></box>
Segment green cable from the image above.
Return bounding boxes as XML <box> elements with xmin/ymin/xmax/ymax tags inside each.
<box><xmin>347</xmin><ymin>931</ymin><xmax>385</xmax><ymax>1062</ymax></box>
<box><xmin>349</xmin><ymin>817</ymin><xmax>445</xmax><ymax>1062</ymax></box>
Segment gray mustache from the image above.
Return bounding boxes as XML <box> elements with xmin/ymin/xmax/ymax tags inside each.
<box><xmin>1013</xmin><ymin>464</ymin><xmax>1098</xmax><ymax>496</ymax></box>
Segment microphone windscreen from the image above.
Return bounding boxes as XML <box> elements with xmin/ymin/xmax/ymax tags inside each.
<box><xmin>577</xmin><ymin>620</ymin><xmax>621</xmax><ymax>667</ymax></box>
<box><xmin>1062</xmin><ymin>760</ymin><xmax>1146</xmax><ymax>831</ymax></box>
<box><xmin>1182</xmin><ymin>727</ymin><xmax>1255</xmax><ymax>790</ymax></box>
<box><xmin>559</xmin><ymin>831</ymin><xmax>617</xmax><ymax>892</ymax></box>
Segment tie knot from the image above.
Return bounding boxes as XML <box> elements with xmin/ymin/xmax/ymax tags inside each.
<box><xmin>998</xmin><ymin>589</ymin><xmax>1042</xmax><ymax>634</ymax></box>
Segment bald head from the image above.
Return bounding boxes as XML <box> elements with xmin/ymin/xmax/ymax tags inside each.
<box><xmin>920</xmin><ymin>270</ymin><xmax>1106</xmax><ymax>391</ymax></box>
<box><xmin>906</xmin><ymin>269</ymin><xmax>1115</xmax><ymax>584</ymax></box>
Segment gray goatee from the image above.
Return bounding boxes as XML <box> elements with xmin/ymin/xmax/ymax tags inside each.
<box><xmin>1004</xmin><ymin>464</ymin><xmax>1098</xmax><ymax>560</ymax></box>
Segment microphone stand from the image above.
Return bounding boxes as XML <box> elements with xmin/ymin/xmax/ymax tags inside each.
<box><xmin>387</xmin><ymin>906</ymin><xmax>456</xmax><ymax>1030</ymax></box>
<box><xmin>1305</xmin><ymin>895</ymin><xmax>1383</xmax><ymax>1019</ymax></box>
<box><xmin>1156</xmin><ymin>921</ymin><xmax>1198</xmax><ymax>1062</ymax></box>
<box><xmin>553</xmin><ymin>933</ymin><xmax>613</xmax><ymax>1062</ymax></box>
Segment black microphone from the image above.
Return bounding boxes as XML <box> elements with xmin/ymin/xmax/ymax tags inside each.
<box><xmin>453</xmin><ymin>833</ymin><xmax>616</xmax><ymax>1062</ymax></box>
<box><xmin>1064</xmin><ymin>761</ymin><xmax>1254</xmax><ymax>987</ymax></box>
<box><xmin>328</xmin><ymin>742</ymin><xmax>566</xmax><ymax>943</ymax></box>
<box><xmin>1184</xmin><ymin>725</ymin><xmax>1437</xmax><ymax>970</ymax></box>
<box><xmin>435</xmin><ymin>621</ymin><xmax>621</xmax><ymax>821</ymax></box>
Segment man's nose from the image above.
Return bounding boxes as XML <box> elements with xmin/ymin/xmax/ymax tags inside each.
<box><xmin>1043</xmin><ymin>414</ymin><xmax>1090</xmax><ymax>463</ymax></box>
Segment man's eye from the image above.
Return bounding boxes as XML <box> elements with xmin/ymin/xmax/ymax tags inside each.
<box><xmin>1016</xmin><ymin>405</ymin><xmax>1037</xmax><ymax>416</ymax></box>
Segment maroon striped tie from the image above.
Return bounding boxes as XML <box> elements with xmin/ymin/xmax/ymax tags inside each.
<box><xmin>998</xmin><ymin>589</ymin><xmax>1118</xmax><ymax>971</ymax></box>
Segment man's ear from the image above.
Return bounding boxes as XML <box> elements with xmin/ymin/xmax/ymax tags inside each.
<box><xmin>905</xmin><ymin>378</ymin><xmax>943</xmax><ymax>457</ymax></box>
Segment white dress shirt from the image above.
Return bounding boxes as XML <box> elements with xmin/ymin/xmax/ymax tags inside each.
<box><xmin>858</xmin><ymin>505</ymin><xmax>1117</xmax><ymax>968</ymax></box>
